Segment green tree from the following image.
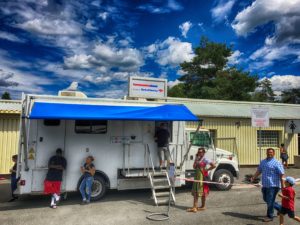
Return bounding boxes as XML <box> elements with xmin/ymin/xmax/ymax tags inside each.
<box><xmin>252</xmin><ymin>78</ymin><xmax>276</xmax><ymax>102</ymax></box>
<box><xmin>213</xmin><ymin>68</ymin><xmax>258</xmax><ymax>101</ymax></box>
<box><xmin>281</xmin><ymin>89</ymin><xmax>300</xmax><ymax>104</ymax></box>
<box><xmin>168</xmin><ymin>83</ymin><xmax>186</xmax><ymax>97</ymax></box>
<box><xmin>1</xmin><ymin>91</ymin><xmax>11</xmax><ymax>100</ymax></box>
<box><xmin>170</xmin><ymin>37</ymin><xmax>258</xmax><ymax>100</ymax></box>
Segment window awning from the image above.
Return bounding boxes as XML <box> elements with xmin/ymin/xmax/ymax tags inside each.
<box><xmin>29</xmin><ymin>102</ymin><xmax>199</xmax><ymax>121</ymax></box>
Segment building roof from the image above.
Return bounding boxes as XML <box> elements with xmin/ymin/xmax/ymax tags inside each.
<box><xmin>168</xmin><ymin>97</ymin><xmax>300</xmax><ymax>120</ymax></box>
<box><xmin>1</xmin><ymin>97</ymin><xmax>300</xmax><ymax>120</ymax></box>
<box><xmin>0</xmin><ymin>100</ymin><xmax>21</xmax><ymax>114</ymax></box>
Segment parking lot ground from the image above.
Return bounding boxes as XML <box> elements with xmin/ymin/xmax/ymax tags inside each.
<box><xmin>1</xmin><ymin>167</ymin><xmax>300</xmax><ymax>225</ymax></box>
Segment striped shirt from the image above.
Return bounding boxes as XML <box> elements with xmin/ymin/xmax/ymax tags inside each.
<box><xmin>258</xmin><ymin>157</ymin><xmax>284</xmax><ymax>188</ymax></box>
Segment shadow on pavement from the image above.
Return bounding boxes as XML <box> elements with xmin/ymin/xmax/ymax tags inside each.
<box><xmin>222</xmin><ymin>212</ymin><xmax>263</xmax><ymax>222</ymax></box>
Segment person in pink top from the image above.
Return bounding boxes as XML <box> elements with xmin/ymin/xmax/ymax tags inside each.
<box><xmin>274</xmin><ymin>176</ymin><xmax>300</xmax><ymax>225</ymax></box>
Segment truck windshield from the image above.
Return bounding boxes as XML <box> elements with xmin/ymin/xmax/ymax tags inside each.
<box><xmin>190</xmin><ymin>131</ymin><xmax>212</xmax><ymax>148</ymax></box>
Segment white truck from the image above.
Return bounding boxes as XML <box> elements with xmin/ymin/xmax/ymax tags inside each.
<box><xmin>185</xmin><ymin>128</ymin><xmax>239</xmax><ymax>190</ymax></box>
<box><xmin>16</xmin><ymin>92</ymin><xmax>239</xmax><ymax>205</ymax></box>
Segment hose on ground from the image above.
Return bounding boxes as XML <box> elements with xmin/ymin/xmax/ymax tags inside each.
<box><xmin>146</xmin><ymin>187</ymin><xmax>171</xmax><ymax>221</ymax></box>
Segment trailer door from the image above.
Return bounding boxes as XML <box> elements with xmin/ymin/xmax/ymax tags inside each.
<box><xmin>31</xmin><ymin>119</ymin><xmax>66</xmax><ymax>192</ymax></box>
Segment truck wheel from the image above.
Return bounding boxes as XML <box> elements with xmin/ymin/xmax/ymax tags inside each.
<box><xmin>90</xmin><ymin>175</ymin><xmax>107</xmax><ymax>201</ymax></box>
<box><xmin>213</xmin><ymin>169</ymin><xmax>234</xmax><ymax>191</ymax></box>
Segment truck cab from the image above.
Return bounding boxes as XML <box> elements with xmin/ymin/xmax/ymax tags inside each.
<box><xmin>185</xmin><ymin>128</ymin><xmax>239</xmax><ymax>190</ymax></box>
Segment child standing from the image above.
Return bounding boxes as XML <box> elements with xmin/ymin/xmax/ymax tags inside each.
<box><xmin>9</xmin><ymin>155</ymin><xmax>19</xmax><ymax>202</ymax></box>
<box><xmin>79</xmin><ymin>156</ymin><xmax>96</xmax><ymax>204</ymax></box>
<box><xmin>280</xmin><ymin>143</ymin><xmax>288</xmax><ymax>169</ymax></box>
<box><xmin>274</xmin><ymin>176</ymin><xmax>300</xmax><ymax>225</ymax></box>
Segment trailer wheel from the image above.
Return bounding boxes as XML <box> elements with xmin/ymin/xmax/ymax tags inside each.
<box><xmin>90</xmin><ymin>175</ymin><xmax>107</xmax><ymax>201</ymax></box>
<box><xmin>213</xmin><ymin>169</ymin><xmax>234</xmax><ymax>191</ymax></box>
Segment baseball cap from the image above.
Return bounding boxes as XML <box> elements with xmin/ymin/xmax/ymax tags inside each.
<box><xmin>286</xmin><ymin>176</ymin><xmax>295</xmax><ymax>186</ymax></box>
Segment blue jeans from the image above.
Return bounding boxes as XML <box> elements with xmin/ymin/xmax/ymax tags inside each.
<box><xmin>11</xmin><ymin>175</ymin><xmax>19</xmax><ymax>198</ymax></box>
<box><xmin>262</xmin><ymin>187</ymin><xmax>280</xmax><ymax>218</ymax></box>
<box><xmin>79</xmin><ymin>176</ymin><xmax>93</xmax><ymax>202</ymax></box>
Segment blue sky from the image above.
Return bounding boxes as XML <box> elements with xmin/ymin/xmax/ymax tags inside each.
<box><xmin>0</xmin><ymin>0</ymin><xmax>300</xmax><ymax>99</ymax></box>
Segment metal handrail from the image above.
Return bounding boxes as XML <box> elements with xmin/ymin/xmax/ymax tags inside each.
<box><xmin>146</xmin><ymin>144</ymin><xmax>155</xmax><ymax>175</ymax></box>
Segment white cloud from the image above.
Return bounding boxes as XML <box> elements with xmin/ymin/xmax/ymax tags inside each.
<box><xmin>179</xmin><ymin>21</ymin><xmax>192</xmax><ymax>38</ymax></box>
<box><xmin>167</xmin><ymin>0</ymin><xmax>183</xmax><ymax>11</ymax></box>
<box><xmin>264</xmin><ymin>75</ymin><xmax>300</xmax><ymax>91</ymax></box>
<box><xmin>0</xmin><ymin>69</ymin><xmax>18</xmax><ymax>87</ymax></box>
<box><xmin>83</xmin><ymin>71</ymin><xmax>153</xmax><ymax>85</ymax></box>
<box><xmin>232</xmin><ymin>0</ymin><xmax>300</xmax><ymax>70</ymax></box>
<box><xmin>93</xmin><ymin>43</ymin><xmax>144</xmax><ymax>72</ymax></box>
<box><xmin>0</xmin><ymin>51</ymin><xmax>52</xmax><ymax>97</ymax></box>
<box><xmin>0</xmin><ymin>31</ymin><xmax>25</xmax><ymax>43</ymax></box>
<box><xmin>249</xmin><ymin>44</ymin><xmax>300</xmax><ymax>69</ymax></box>
<box><xmin>138</xmin><ymin>0</ymin><xmax>183</xmax><ymax>14</ymax></box>
<box><xmin>211</xmin><ymin>0</ymin><xmax>235</xmax><ymax>23</ymax></box>
<box><xmin>99</xmin><ymin>12</ymin><xmax>108</xmax><ymax>20</ymax></box>
<box><xmin>84</xmin><ymin>75</ymin><xmax>112</xmax><ymax>83</ymax></box>
<box><xmin>168</xmin><ymin>79</ymin><xmax>181</xmax><ymax>88</ymax></box>
<box><xmin>227</xmin><ymin>50</ymin><xmax>243</xmax><ymax>65</ymax></box>
<box><xmin>232</xmin><ymin>0</ymin><xmax>300</xmax><ymax>37</ymax></box>
<box><xmin>95</xmin><ymin>89</ymin><xmax>125</xmax><ymax>99</ymax></box>
<box><xmin>64</xmin><ymin>42</ymin><xmax>144</xmax><ymax>73</ymax></box>
<box><xmin>85</xmin><ymin>20</ymin><xmax>97</xmax><ymax>30</ymax></box>
<box><xmin>147</xmin><ymin>37</ymin><xmax>194</xmax><ymax>67</ymax></box>
<box><xmin>64</xmin><ymin>54</ymin><xmax>92</xmax><ymax>69</ymax></box>
<box><xmin>2</xmin><ymin>1</ymin><xmax>87</xmax><ymax>55</ymax></box>
<box><xmin>18</xmin><ymin>18</ymin><xmax>82</xmax><ymax>35</ymax></box>
<box><xmin>177</xmin><ymin>69</ymin><xmax>187</xmax><ymax>76</ymax></box>
<box><xmin>0</xmin><ymin>65</ymin><xmax>52</xmax><ymax>98</ymax></box>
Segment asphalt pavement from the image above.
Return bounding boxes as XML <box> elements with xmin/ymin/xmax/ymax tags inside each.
<box><xmin>1</xmin><ymin>167</ymin><xmax>300</xmax><ymax>225</ymax></box>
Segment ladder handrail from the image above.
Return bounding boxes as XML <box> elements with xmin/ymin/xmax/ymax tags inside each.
<box><xmin>146</xmin><ymin>144</ymin><xmax>155</xmax><ymax>175</ymax></box>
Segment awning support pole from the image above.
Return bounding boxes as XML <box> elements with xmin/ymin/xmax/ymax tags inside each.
<box><xmin>22</xmin><ymin>117</ymin><xmax>29</xmax><ymax>171</ymax></box>
<box><xmin>179</xmin><ymin>122</ymin><xmax>201</xmax><ymax>170</ymax></box>
<box><xmin>21</xmin><ymin>95</ymin><xmax>30</xmax><ymax>171</ymax></box>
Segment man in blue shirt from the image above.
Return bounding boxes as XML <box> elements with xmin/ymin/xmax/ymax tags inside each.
<box><xmin>251</xmin><ymin>148</ymin><xmax>285</xmax><ymax>222</ymax></box>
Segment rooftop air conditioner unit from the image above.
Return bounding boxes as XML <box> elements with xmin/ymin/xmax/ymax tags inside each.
<box><xmin>58</xmin><ymin>91</ymin><xmax>87</xmax><ymax>98</ymax></box>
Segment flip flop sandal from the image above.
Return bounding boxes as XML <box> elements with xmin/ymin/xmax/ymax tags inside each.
<box><xmin>197</xmin><ymin>207</ymin><xmax>206</xmax><ymax>211</ymax></box>
<box><xmin>187</xmin><ymin>208</ymin><xmax>197</xmax><ymax>213</ymax></box>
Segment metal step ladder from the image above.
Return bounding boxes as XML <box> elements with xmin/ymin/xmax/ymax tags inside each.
<box><xmin>148</xmin><ymin>170</ymin><xmax>176</xmax><ymax>206</ymax></box>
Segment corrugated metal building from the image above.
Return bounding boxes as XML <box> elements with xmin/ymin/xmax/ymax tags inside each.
<box><xmin>0</xmin><ymin>100</ymin><xmax>21</xmax><ymax>174</ymax></box>
<box><xmin>168</xmin><ymin>98</ymin><xmax>300</xmax><ymax>165</ymax></box>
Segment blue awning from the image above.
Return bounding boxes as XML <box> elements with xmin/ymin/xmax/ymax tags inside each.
<box><xmin>29</xmin><ymin>102</ymin><xmax>198</xmax><ymax>121</ymax></box>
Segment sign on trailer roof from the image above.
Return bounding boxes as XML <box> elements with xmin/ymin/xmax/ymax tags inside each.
<box><xmin>128</xmin><ymin>76</ymin><xmax>167</xmax><ymax>99</ymax></box>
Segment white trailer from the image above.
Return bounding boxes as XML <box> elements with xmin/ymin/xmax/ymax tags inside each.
<box><xmin>16</xmin><ymin>93</ymin><xmax>199</xmax><ymax>204</ymax></box>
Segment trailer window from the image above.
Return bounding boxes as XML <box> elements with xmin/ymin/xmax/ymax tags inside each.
<box><xmin>190</xmin><ymin>131</ymin><xmax>212</xmax><ymax>148</ymax></box>
<box><xmin>75</xmin><ymin>120</ymin><xmax>107</xmax><ymax>134</ymax></box>
<box><xmin>44</xmin><ymin>119</ymin><xmax>60</xmax><ymax>126</ymax></box>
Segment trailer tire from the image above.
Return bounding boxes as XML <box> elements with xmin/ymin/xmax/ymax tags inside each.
<box><xmin>90</xmin><ymin>175</ymin><xmax>107</xmax><ymax>201</ymax></box>
<box><xmin>213</xmin><ymin>169</ymin><xmax>234</xmax><ymax>191</ymax></box>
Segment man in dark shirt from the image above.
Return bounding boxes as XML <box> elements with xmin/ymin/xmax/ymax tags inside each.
<box><xmin>44</xmin><ymin>148</ymin><xmax>67</xmax><ymax>209</ymax></box>
<box><xmin>9</xmin><ymin>154</ymin><xmax>19</xmax><ymax>202</ymax></box>
<box><xmin>154</xmin><ymin>123</ymin><xmax>171</xmax><ymax>169</ymax></box>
